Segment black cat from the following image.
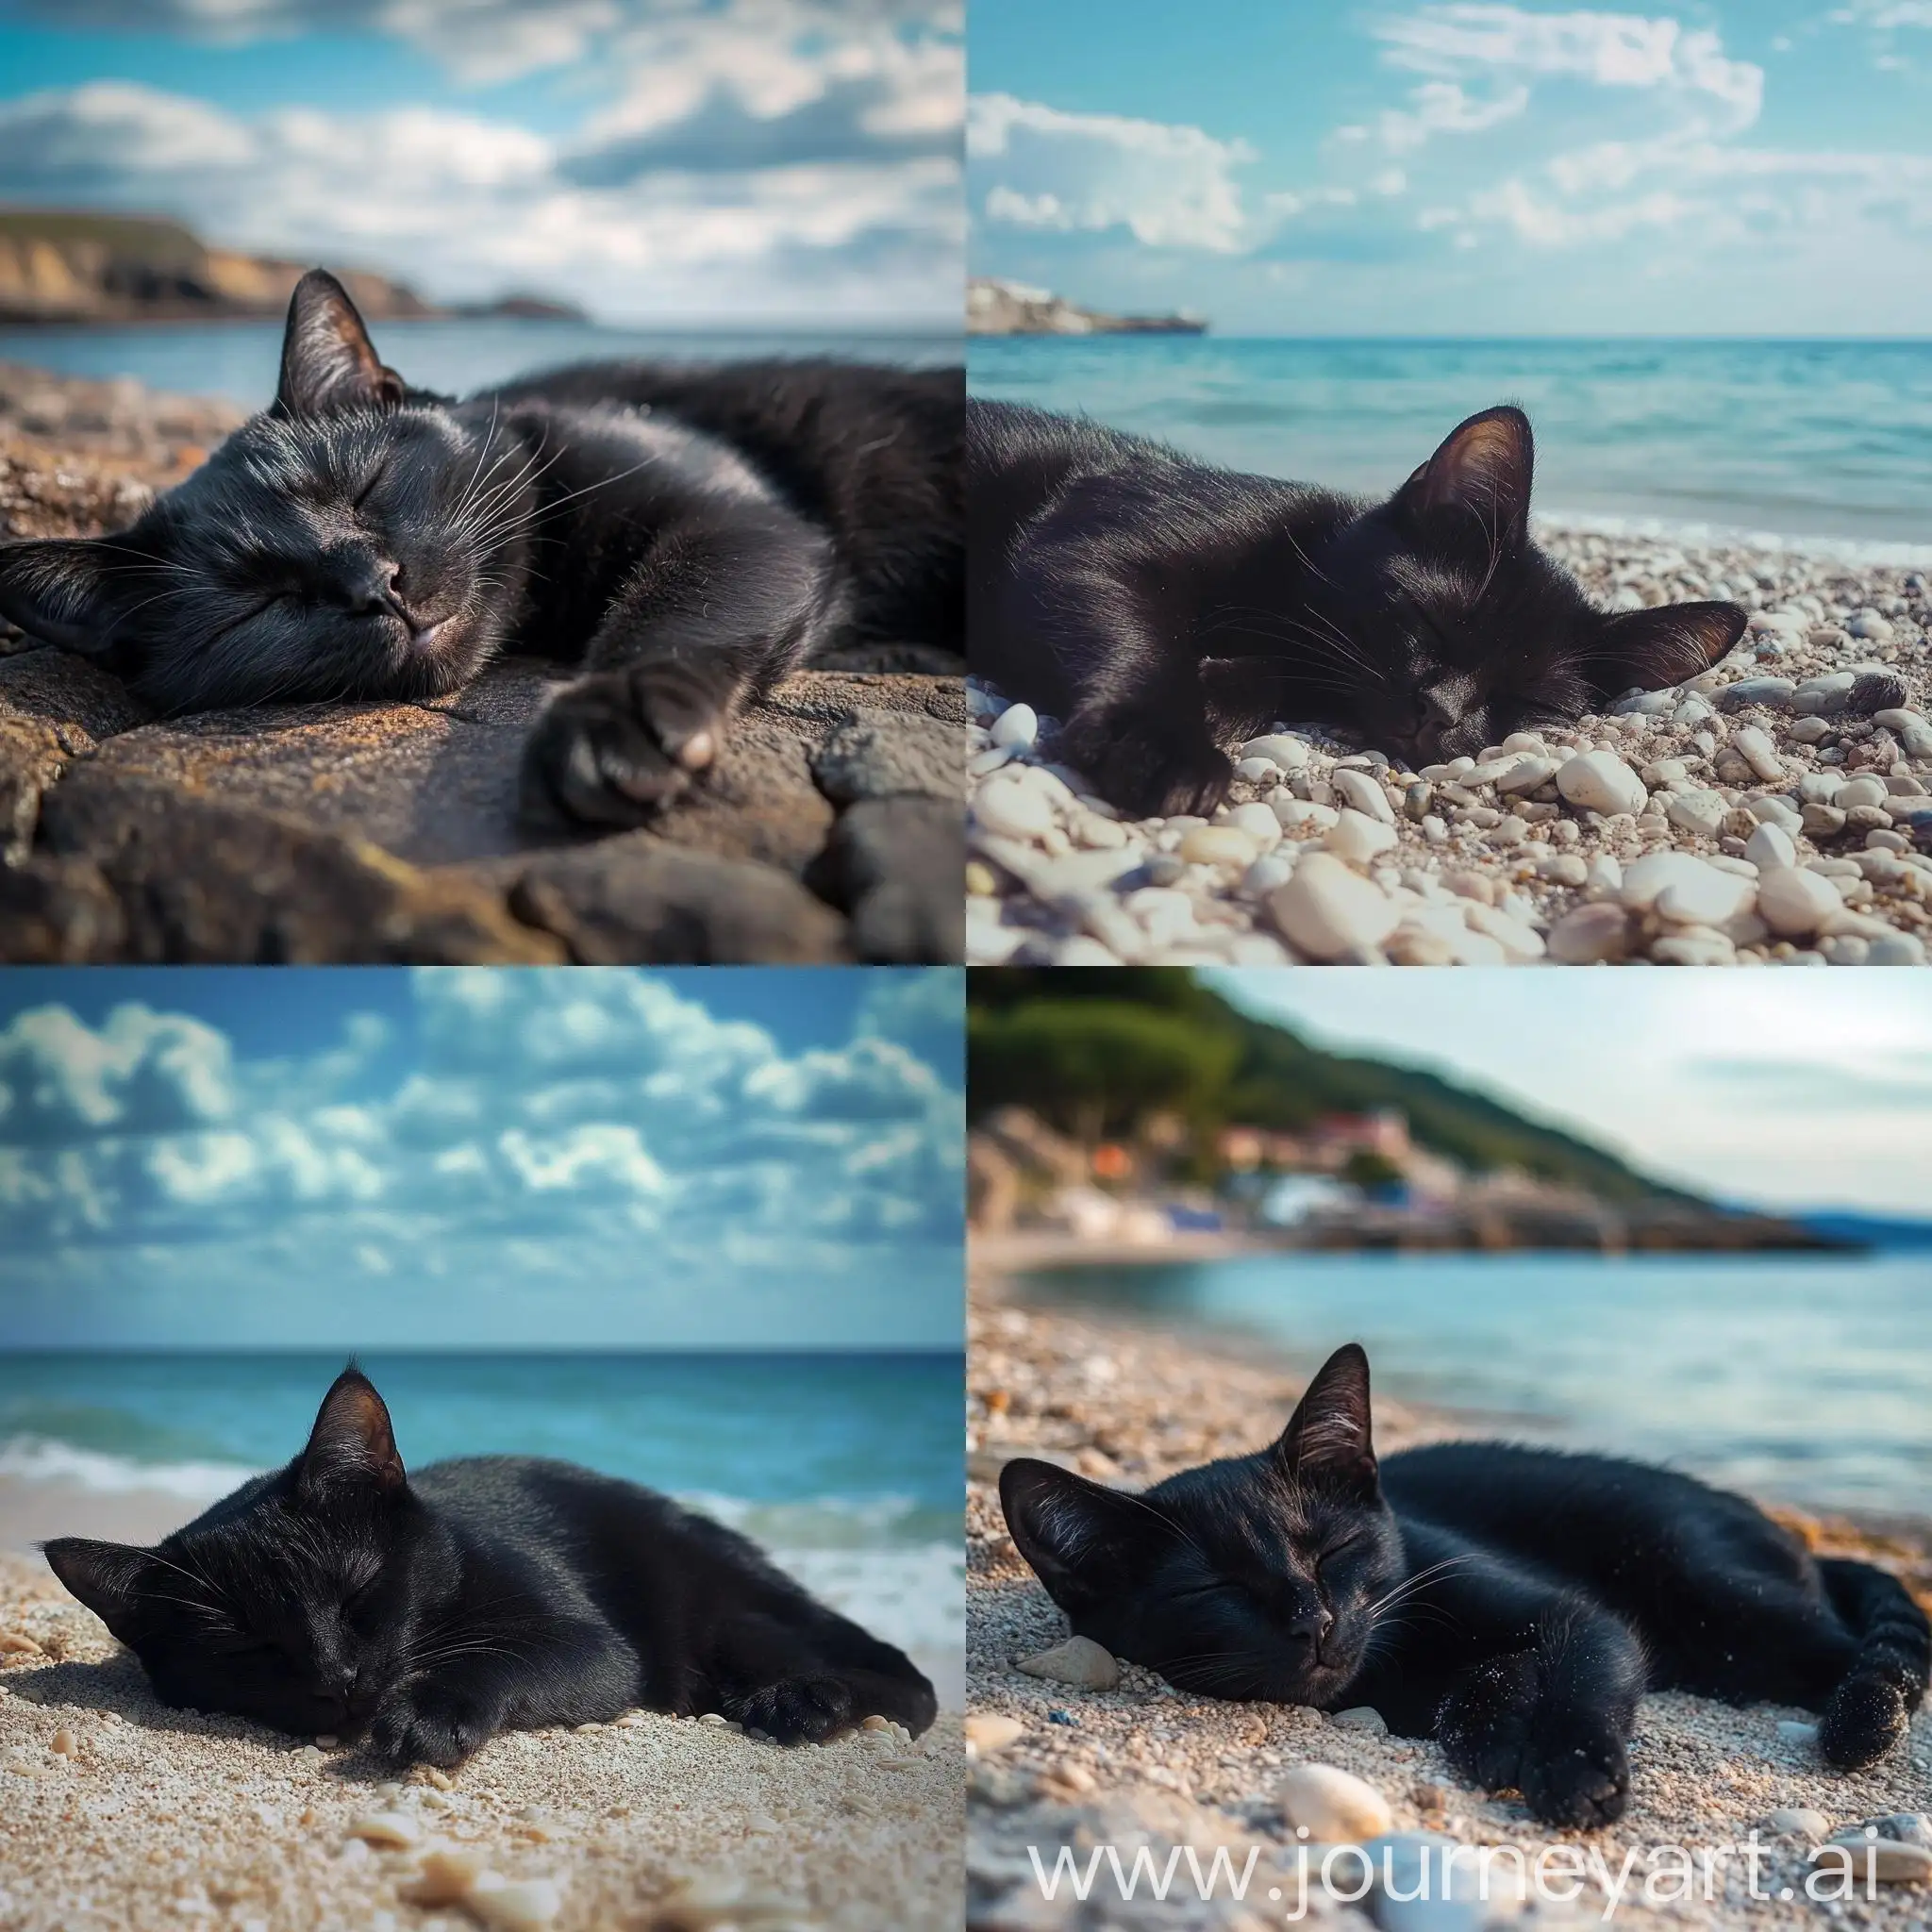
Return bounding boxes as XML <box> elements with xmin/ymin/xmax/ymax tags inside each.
<box><xmin>999</xmin><ymin>1343</ymin><xmax>1927</xmax><ymax>1827</ymax></box>
<box><xmin>0</xmin><ymin>270</ymin><xmax>960</xmax><ymax>830</ymax></box>
<box><xmin>967</xmin><ymin>400</ymin><xmax>1746</xmax><ymax>819</ymax></box>
<box><xmin>43</xmin><ymin>1367</ymin><xmax>937</xmax><ymax>1766</ymax></box>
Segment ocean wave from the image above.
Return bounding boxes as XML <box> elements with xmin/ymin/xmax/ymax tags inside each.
<box><xmin>1534</xmin><ymin>508</ymin><xmax>1932</xmax><ymax>571</ymax></box>
<box><xmin>775</xmin><ymin>1543</ymin><xmax>964</xmax><ymax>1659</ymax></box>
<box><xmin>0</xmin><ymin>1435</ymin><xmax>260</xmax><ymax>1501</ymax></box>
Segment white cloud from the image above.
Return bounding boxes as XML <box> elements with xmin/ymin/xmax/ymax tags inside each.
<box><xmin>969</xmin><ymin>92</ymin><xmax>1257</xmax><ymax>252</ymax></box>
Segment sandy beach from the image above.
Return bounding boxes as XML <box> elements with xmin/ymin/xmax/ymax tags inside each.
<box><xmin>965</xmin><ymin>1250</ymin><xmax>1932</xmax><ymax>1927</ymax></box>
<box><xmin>0</xmin><ymin>1488</ymin><xmax>964</xmax><ymax>1932</ymax></box>
<box><xmin>968</xmin><ymin>525</ymin><xmax>1932</xmax><ymax>968</ymax></box>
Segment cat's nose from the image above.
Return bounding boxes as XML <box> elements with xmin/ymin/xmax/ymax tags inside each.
<box><xmin>1285</xmin><ymin>1607</ymin><xmax>1334</xmax><ymax>1647</ymax></box>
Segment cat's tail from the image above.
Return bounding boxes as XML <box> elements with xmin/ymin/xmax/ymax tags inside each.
<box><xmin>1817</xmin><ymin>1557</ymin><xmax>1931</xmax><ymax>1770</ymax></box>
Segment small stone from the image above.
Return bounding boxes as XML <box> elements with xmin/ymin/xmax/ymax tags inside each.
<box><xmin>1718</xmin><ymin>676</ymin><xmax>1796</xmax><ymax>711</ymax></box>
<box><xmin>1225</xmin><ymin>802</ymin><xmax>1282</xmax><ymax>847</ymax></box>
<box><xmin>1801</xmin><ymin>803</ymin><xmax>1847</xmax><ymax>839</ymax></box>
<box><xmin>964</xmin><ymin>1713</ymin><xmax>1024</xmax><ymax>1758</ymax></box>
<box><xmin>1757</xmin><ymin>865</ymin><xmax>1844</xmax><ymax>937</ymax></box>
<box><xmin>1268</xmin><ymin>854</ymin><xmax>1401</xmax><ymax>961</ymax></box>
<box><xmin>1664</xmin><ymin>790</ymin><xmax>1729</xmax><ymax>840</ymax></box>
<box><xmin>1177</xmin><ymin>824</ymin><xmax>1257</xmax><ymax>867</ymax></box>
<box><xmin>1015</xmin><ymin>1636</ymin><xmax>1120</xmax><ymax>1691</ymax></box>
<box><xmin>1494</xmin><ymin>754</ymin><xmax>1562</xmax><ymax>796</ymax></box>
<box><xmin>1273</xmin><ymin>797</ymin><xmax>1340</xmax><ymax>835</ymax></box>
<box><xmin>1547</xmin><ymin>901</ymin><xmax>1631</xmax><ymax>965</ymax></box>
<box><xmin>1731</xmin><ymin>725</ymin><xmax>1783</xmax><ymax>782</ymax></box>
<box><xmin>1655</xmin><ymin>865</ymin><xmax>1753</xmax><ymax>925</ymax></box>
<box><xmin>1817</xmin><ymin>1839</ymin><xmax>1932</xmax><ymax>1885</ymax></box>
<box><xmin>990</xmin><ymin>703</ymin><xmax>1038</xmax><ymax>751</ymax></box>
<box><xmin>1849</xmin><ymin>609</ymin><xmax>1896</xmax><ymax>642</ymax></box>
<box><xmin>1329</xmin><ymin>1707</ymin><xmax>1388</xmax><ymax>1736</ymax></box>
<box><xmin>1744</xmin><ymin>822</ymin><xmax>1797</xmax><ymax>870</ymax></box>
<box><xmin>1241</xmin><ymin>734</ymin><xmax>1309</xmax><ymax>772</ymax></box>
<box><xmin>1331</xmin><ymin>767</ymin><xmax>1396</xmax><ymax>824</ymax></box>
<box><xmin>1235</xmin><ymin>756</ymin><xmax>1279</xmax><ymax>783</ymax></box>
<box><xmin>1277</xmin><ymin>1761</ymin><xmax>1393</xmax><ymax>1842</ymax></box>
<box><xmin>467</xmin><ymin>1877</ymin><xmax>566</xmax><ymax>1929</ymax></box>
<box><xmin>347</xmin><ymin>1811</ymin><xmax>422</xmax><ymax>1848</ymax></box>
<box><xmin>1777</xmin><ymin>1719</ymin><xmax>1819</xmax><ymax>1746</ymax></box>
<box><xmin>400</xmin><ymin>1848</ymin><xmax>493</xmax><ymax>1907</ymax></box>
<box><xmin>49</xmin><ymin>1727</ymin><xmax>77</xmax><ymax>1758</ymax></box>
<box><xmin>974</xmin><ymin>775</ymin><xmax>1054</xmax><ymax>841</ymax></box>
<box><xmin>1838</xmin><ymin>774</ymin><xmax>1890</xmax><ymax>811</ymax></box>
<box><xmin>1761</xmin><ymin>1807</ymin><xmax>1831</xmax><ymax>1841</ymax></box>
<box><xmin>1557</xmin><ymin>749</ymin><xmax>1647</xmax><ymax>816</ymax></box>
<box><xmin>1324</xmin><ymin>810</ymin><xmax>1399</xmax><ymax>865</ymax></box>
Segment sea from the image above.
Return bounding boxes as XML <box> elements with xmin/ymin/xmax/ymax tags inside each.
<box><xmin>970</xmin><ymin>336</ymin><xmax>1932</xmax><ymax>562</ymax></box>
<box><xmin>1012</xmin><ymin>1250</ymin><xmax>1932</xmax><ymax>1520</ymax></box>
<box><xmin>0</xmin><ymin>317</ymin><xmax>959</xmax><ymax>412</ymax></box>
<box><xmin>0</xmin><ymin>1350</ymin><xmax>963</xmax><ymax>1663</ymax></box>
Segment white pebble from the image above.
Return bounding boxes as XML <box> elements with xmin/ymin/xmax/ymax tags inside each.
<box><xmin>1331</xmin><ymin>767</ymin><xmax>1396</xmax><ymax>824</ymax></box>
<box><xmin>1324</xmin><ymin>810</ymin><xmax>1399</xmax><ymax>865</ymax></box>
<box><xmin>1016</xmin><ymin>1636</ymin><xmax>1120</xmax><ymax>1690</ymax></box>
<box><xmin>990</xmin><ymin>702</ymin><xmax>1038</xmax><ymax>751</ymax></box>
<box><xmin>1757</xmin><ymin>865</ymin><xmax>1844</xmax><ymax>937</ymax></box>
<box><xmin>1277</xmin><ymin>1762</ymin><xmax>1393</xmax><ymax>1842</ymax></box>
<box><xmin>974</xmin><ymin>774</ymin><xmax>1054</xmax><ymax>840</ymax></box>
<box><xmin>1225</xmin><ymin>801</ymin><xmax>1282</xmax><ymax>848</ymax></box>
<box><xmin>1268</xmin><ymin>855</ymin><xmax>1401</xmax><ymax>961</ymax></box>
<box><xmin>1664</xmin><ymin>790</ymin><xmax>1728</xmax><ymax>840</ymax></box>
<box><xmin>965</xmin><ymin>1713</ymin><xmax>1024</xmax><ymax>1758</ymax></box>
<box><xmin>1557</xmin><ymin>749</ymin><xmax>1647</xmax><ymax>816</ymax></box>
<box><xmin>1177</xmin><ymin>825</ymin><xmax>1257</xmax><ymax>867</ymax></box>
<box><xmin>347</xmin><ymin>1811</ymin><xmax>422</xmax><ymax>1849</ymax></box>
<box><xmin>1744</xmin><ymin>822</ymin><xmax>1798</xmax><ymax>870</ymax></box>
<box><xmin>467</xmin><ymin>1877</ymin><xmax>565</xmax><ymax>1930</ymax></box>
<box><xmin>1241</xmin><ymin>733</ymin><xmax>1309</xmax><ymax>772</ymax></box>
<box><xmin>1547</xmin><ymin>902</ymin><xmax>1631</xmax><ymax>964</ymax></box>
<box><xmin>1731</xmin><ymin>725</ymin><xmax>1783</xmax><ymax>782</ymax></box>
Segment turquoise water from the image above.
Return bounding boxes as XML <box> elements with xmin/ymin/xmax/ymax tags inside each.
<box><xmin>0</xmin><ymin>317</ymin><xmax>959</xmax><ymax>410</ymax></box>
<box><xmin>0</xmin><ymin>1351</ymin><xmax>964</xmax><ymax>1655</ymax></box>
<box><xmin>970</xmin><ymin>337</ymin><xmax>1932</xmax><ymax>555</ymax></box>
<box><xmin>1015</xmin><ymin>1252</ymin><xmax>1932</xmax><ymax>1517</ymax></box>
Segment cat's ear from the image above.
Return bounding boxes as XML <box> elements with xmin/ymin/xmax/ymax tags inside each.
<box><xmin>300</xmin><ymin>1366</ymin><xmax>406</xmax><ymax>1496</ymax></box>
<box><xmin>0</xmin><ymin>538</ymin><xmax>125</xmax><ymax>654</ymax></box>
<box><xmin>1274</xmin><ymin>1343</ymin><xmax>1378</xmax><ymax>1497</ymax></box>
<box><xmin>274</xmin><ymin>269</ymin><xmax>406</xmax><ymax>421</ymax></box>
<box><xmin>42</xmin><ymin>1538</ymin><xmax>155</xmax><ymax>1643</ymax></box>
<box><xmin>1396</xmin><ymin>406</ymin><xmax>1534</xmax><ymax>553</ymax></box>
<box><xmin>999</xmin><ymin>1458</ymin><xmax>1180</xmax><ymax>1615</ymax></box>
<box><xmin>1587</xmin><ymin>601</ymin><xmax>1748</xmax><ymax>696</ymax></box>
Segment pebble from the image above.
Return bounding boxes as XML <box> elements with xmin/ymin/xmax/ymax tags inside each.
<box><xmin>965</xmin><ymin>1713</ymin><xmax>1025</xmax><ymax>1758</ymax></box>
<box><xmin>1268</xmin><ymin>855</ymin><xmax>1401</xmax><ymax>960</ymax></box>
<box><xmin>347</xmin><ymin>1811</ymin><xmax>423</xmax><ymax>1848</ymax></box>
<box><xmin>1731</xmin><ymin>724</ymin><xmax>1783</xmax><ymax>781</ymax></box>
<box><xmin>1015</xmin><ymin>1636</ymin><xmax>1120</xmax><ymax>1691</ymax></box>
<box><xmin>1176</xmin><ymin>824</ymin><xmax>1257</xmax><ymax>867</ymax></box>
<box><xmin>1654</xmin><ymin>865</ymin><xmax>1753</xmax><ymax>925</ymax></box>
<box><xmin>1277</xmin><ymin>1761</ymin><xmax>1394</xmax><ymax>1842</ymax></box>
<box><xmin>1744</xmin><ymin>821</ymin><xmax>1797</xmax><ymax>869</ymax></box>
<box><xmin>1557</xmin><ymin>749</ymin><xmax>1647</xmax><ymax>815</ymax></box>
<box><xmin>1225</xmin><ymin>801</ymin><xmax>1282</xmax><ymax>847</ymax></box>
<box><xmin>1664</xmin><ymin>790</ymin><xmax>1728</xmax><ymax>840</ymax></box>
<box><xmin>1235</xmin><ymin>756</ymin><xmax>1279</xmax><ymax>783</ymax></box>
<box><xmin>1329</xmin><ymin>1707</ymin><xmax>1388</xmax><ymax>1736</ymax></box>
<box><xmin>1818</xmin><ymin>1838</ymin><xmax>1932</xmax><ymax>1884</ymax></box>
<box><xmin>401</xmin><ymin>1849</ymin><xmax>493</xmax><ymax>1907</ymax></box>
<box><xmin>974</xmin><ymin>774</ymin><xmax>1055</xmax><ymax>840</ymax></box>
<box><xmin>466</xmin><ymin>1877</ymin><xmax>566</xmax><ymax>1929</ymax></box>
<box><xmin>1757</xmin><ymin>865</ymin><xmax>1843</xmax><ymax>937</ymax></box>
<box><xmin>1325</xmin><ymin>810</ymin><xmax>1400</xmax><ymax>864</ymax></box>
<box><xmin>1718</xmin><ymin>676</ymin><xmax>1797</xmax><ymax>710</ymax></box>
<box><xmin>1332</xmin><ymin>767</ymin><xmax>1396</xmax><ymax>824</ymax></box>
<box><xmin>1241</xmin><ymin>733</ymin><xmax>1309</xmax><ymax>771</ymax></box>
<box><xmin>1761</xmin><ymin>1807</ymin><xmax>1831</xmax><ymax>1841</ymax></box>
<box><xmin>1546</xmin><ymin>901</ymin><xmax>1631</xmax><ymax>964</ymax></box>
<box><xmin>989</xmin><ymin>702</ymin><xmax>1038</xmax><ymax>751</ymax></box>
<box><xmin>1777</xmin><ymin>1719</ymin><xmax>1819</xmax><ymax>1746</ymax></box>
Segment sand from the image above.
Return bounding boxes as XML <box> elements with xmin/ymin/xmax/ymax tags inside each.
<box><xmin>965</xmin><ymin>1256</ymin><xmax>1932</xmax><ymax>1927</ymax></box>
<box><xmin>0</xmin><ymin>1495</ymin><xmax>963</xmax><ymax>1932</ymax></box>
<box><xmin>967</xmin><ymin>525</ymin><xmax>1932</xmax><ymax>968</ymax></box>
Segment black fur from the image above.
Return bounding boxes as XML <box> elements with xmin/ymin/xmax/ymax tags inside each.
<box><xmin>42</xmin><ymin>1366</ymin><xmax>936</xmax><ymax>1766</ymax></box>
<box><xmin>1000</xmin><ymin>1343</ymin><xmax>1928</xmax><ymax>1827</ymax></box>
<box><xmin>0</xmin><ymin>269</ymin><xmax>961</xmax><ymax>831</ymax></box>
<box><xmin>968</xmin><ymin>400</ymin><xmax>1747</xmax><ymax>818</ymax></box>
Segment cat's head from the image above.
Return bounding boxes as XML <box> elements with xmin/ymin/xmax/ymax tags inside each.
<box><xmin>42</xmin><ymin>1367</ymin><xmax>447</xmax><ymax>1739</ymax></box>
<box><xmin>0</xmin><ymin>271</ymin><xmax>531</xmax><ymax>712</ymax></box>
<box><xmin>1305</xmin><ymin>407</ymin><xmax>1746</xmax><ymax>763</ymax></box>
<box><xmin>999</xmin><ymin>1342</ymin><xmax>1403</xmax><ymax>1707</ymax></box>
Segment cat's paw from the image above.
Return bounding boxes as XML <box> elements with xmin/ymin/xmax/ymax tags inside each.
<box><xmin>520</xmin><ymin>662</ymin><xmax>728</xmax><ymax>828</ymax></box>
<box><xmin>365</xmin><ymin>1686</ymin><xmax>497</xmax><ymax>1769</ymax></box>
<box><xmin>733</xmin><ymin>1673</ymin><xmax>858</xmax><ymax>1745</ymax></box>
<box><xmin>1436</xmin><ymin>1653</ymin><xmax>1541</xmax><ymax>1792</ymax></box>
<box><xmin>1517</xmin><ymin>1713</ymin><xmax>1630</xmax><ymax>1828</ymax></box>
<box><xmin>1820</xmin><ymin>1674</ymin><xmax>1907</xmax><ymax>1770</ymax></box>
<box><xmin>1059</xmin><ymin>711</ymin><xmax>1232</xmax><ymax>820</ymax></box>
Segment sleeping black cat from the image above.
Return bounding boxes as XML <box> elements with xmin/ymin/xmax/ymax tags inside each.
<box><xmin>1000</xmin><ymin>1343</ymin><xmax>1928</xmax><ymax>1827</ymax></box>
<box><xmin>968</xmin><ymin>400</ymin><xmax>1747</xmax><ymax>818</ymax></box>
<box><xmin>43</xmin><ymin>1367</ymin><xmax>936</xmax><ymax>1765</ymax></box>
<box><xmin>0</xmin><ymin>270</ymin><xmax>960</xmax><ymax>830</ymax></box>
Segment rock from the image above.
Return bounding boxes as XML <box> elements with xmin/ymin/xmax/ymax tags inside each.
<box><xmin>1744</xmin><ymin>822</ymin><xmax>1797</xmax><ymax>870</ymax></box>
<box><xmin>1236</xmin><ymin>756</ymin><xmax>1279</xmax><ymax>782</ymax></box>
<box><xmin>1015</xmin><ymin>1636</ymin><xmax>1119</xmax><ymax>1691</ymax></box>
<box><xmin>965</xmin><ymin>1714</ymin><xmax>1025</xmax><ymax>1759</ymax></box>
<box><xmin>1493</xmin><ymin>754</ymin><xmax>1561</xmax><ymax>796</ymax></box>
<box><xmin>1329</xmin><ymin>1707</ymin><xmax>1388</xmax><ymax>1736</ymax></box>
<box><xmin>1268</xmin><ymin>855</ymin><xmax>1401</xmax><ymax>960</ymax></box>
<box><xmin>1621</xmin><ymin>851</ymin><xmax>1724</xmax><ymax>913</ymax></box>
<box><xmin>1324</xmin><ymin>810</ymin><xmax>1399</xmax><ymax>865</ymax></box>
<box><xmin>1546</xmin><ymin>901</ymin><xmax>1631</xmax><ymax>965</ymax></box>
<box><xmin>1718</xmin><ymin>676</ymin><xmax>1796</xmax><ymax>711</ymax></box>
<box><xmin>1854</xmin><ymin>1813</ymin><xmax>1932</xmax><ymax>1850</ymax></box>
<box><xmin>1277</xmin><ymin>1761</ymin><xmax>1393</xmax><ymax>1842</ymax></box>
<box><xmin>807</xmin><ymin>795</ymin><xmax>962</xmax><ymax>961</ymax></box>
<box><xmin>1849</xmin><ymin>609</ymin><xmax>1896</xmax><ymax>642</ymax></box>
<box><xmin>1664</xmin><ymin>790</ymin><xmax>1728</xmax><ymax>840</ymax></box>
<box><xmin>1801</xmin><ymin>802</ymin><xmax>1848</xmax><ymax>839</ymax></box>
<box><xmin>1225</xmin><ymin>801</ymin><xmax>1282</xmax><ymax>847</ymax></box>
<box><xmin>466</xmin><ymin>1877</ymin><xmax>566</xmax><ymax>1929</ymax></box>
<box><xmin>347</xmin><ymin>1811</ymin><xmax>422</xmax><ymax>1848</ymax></box>
<box><xmin>1756</xmin><ymin>865</ymin><xmax>1844</xmax><ymax>938</ymax></box>
<box><xmin>1777</xmin><ymin>1719</ymin><xmax>1819</xmax><ymax>1746</ymax></box>
<box><xmin>1817</xmin><ymin>1838</ymin><xmax>1932</xmax><ymax>1884</ymax></box>
<box><xmin>1178</xmin><ymin>824</ymin><xmax>1257</xmax><ymax>867</ymax></box>
<box><xmin>812</xmin><ymin>708</ymin><xmax>962</xmax><ymax>802</ymax></box>
<box><xmin>1760</xmin><ymin>1807</ymin><xmax>1831</xmax><ymax>1841</ymax></box>
<box><xmin>1274</xmin><ymin>797</ymin><xmax>1340</xmax><ymax>834</ymax></box>
<box><xmin>1557</xmin><ymin>749</ymin><xmax>1646</xmax><ymax>816</ymax></box>
<box><xmin>1654</xmin><ymin>864</ymin><xmax>1753</xmax><ymax>925</ymax></box>
<box><xmin>989</xmin><ymin>701</ymin><xmax>1038</xmax><ymax>751</ymax></box>
<box><xmin>1731</xmin><ymin>725</ymin><xmax>1783</xmax><ymax>782</ymax></box>
<box><xmin>975</xmin><ymin>773</ymin><xmax>1054</xmax><ymax>840</ymax></box>
<box><xmin>1332</xmin><ymin>767</ymin><xmax>1396</xmax><ymax>824</ymax></box>
<box><xmin>1241</xmin><ymin>733</ymin><xmax>1309</xmax><ymax>772</ymax></box>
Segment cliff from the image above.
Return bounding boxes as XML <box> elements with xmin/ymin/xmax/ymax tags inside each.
<box><xmin>966</xmin><ymin>277</ymin><xmax>1206</xmax><ymax>337</ymax></box>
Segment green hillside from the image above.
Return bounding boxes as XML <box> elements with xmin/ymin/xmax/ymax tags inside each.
<box><xmin>967</xmin><ymin>970</ymin><xmax>1696</xmax><ymax>1207</ymax></box>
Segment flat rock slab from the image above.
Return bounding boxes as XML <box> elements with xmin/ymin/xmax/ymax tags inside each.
<box><xmin>2</xmin><ymin>646</ymin><xmax>964</xmax><ymax>962</ymax></box>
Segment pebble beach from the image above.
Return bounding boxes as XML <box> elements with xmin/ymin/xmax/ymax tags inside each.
<box><xmin>964</xmin><ymin>1258</ymin><xmax>1932</xmax><ymax>1928</ymax></box>
<box><xmin>966</xmin><ymin>527</ymin><xmax>1932</xmax><ymax>968</ymax></box>
<box><xmin>0</xmin><ymin>1541</ymin><xmax>963</xmax><ymax>1932</ymax></box>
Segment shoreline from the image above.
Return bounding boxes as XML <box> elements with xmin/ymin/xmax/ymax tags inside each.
<box><xmin>965</xmin><ymin>1269</ymin><xmax>1932</xmax><ymax>1928</ymax></box>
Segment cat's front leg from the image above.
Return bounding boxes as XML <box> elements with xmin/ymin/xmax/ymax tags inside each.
<box><xmin>366</xmin><ymin>1674</ymin><xmax>511</xmax><ymax>1770</ymax></box>
<box><xmin>1059</xmin><ymin>704</ymin><xmax>1233</xmax><ymax>821</ymax></box>
<box><xmin>520</xmin><ymin>510</ymin><xmax>841</xmax><ymax>830</ymax></box>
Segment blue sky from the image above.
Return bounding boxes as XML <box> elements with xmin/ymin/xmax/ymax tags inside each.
<box><xmin>1211</xmin><ymin>970</ymin><xmax>1932</xmax><ymax>1214</ymax></box>
<box><xmin>0</xmin><ymin>968</ymin><xmax>964</xmax><ymax>1349</ymax></box>
<box><xmin>969</xmin><ymin>1</ymin><xmax>1932</xmax><ymax>334</ymax></box>
<box><xmin>0</xmin><ymin>0</ymin><xmax>961</xmax><ymax>325</ymax></box>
